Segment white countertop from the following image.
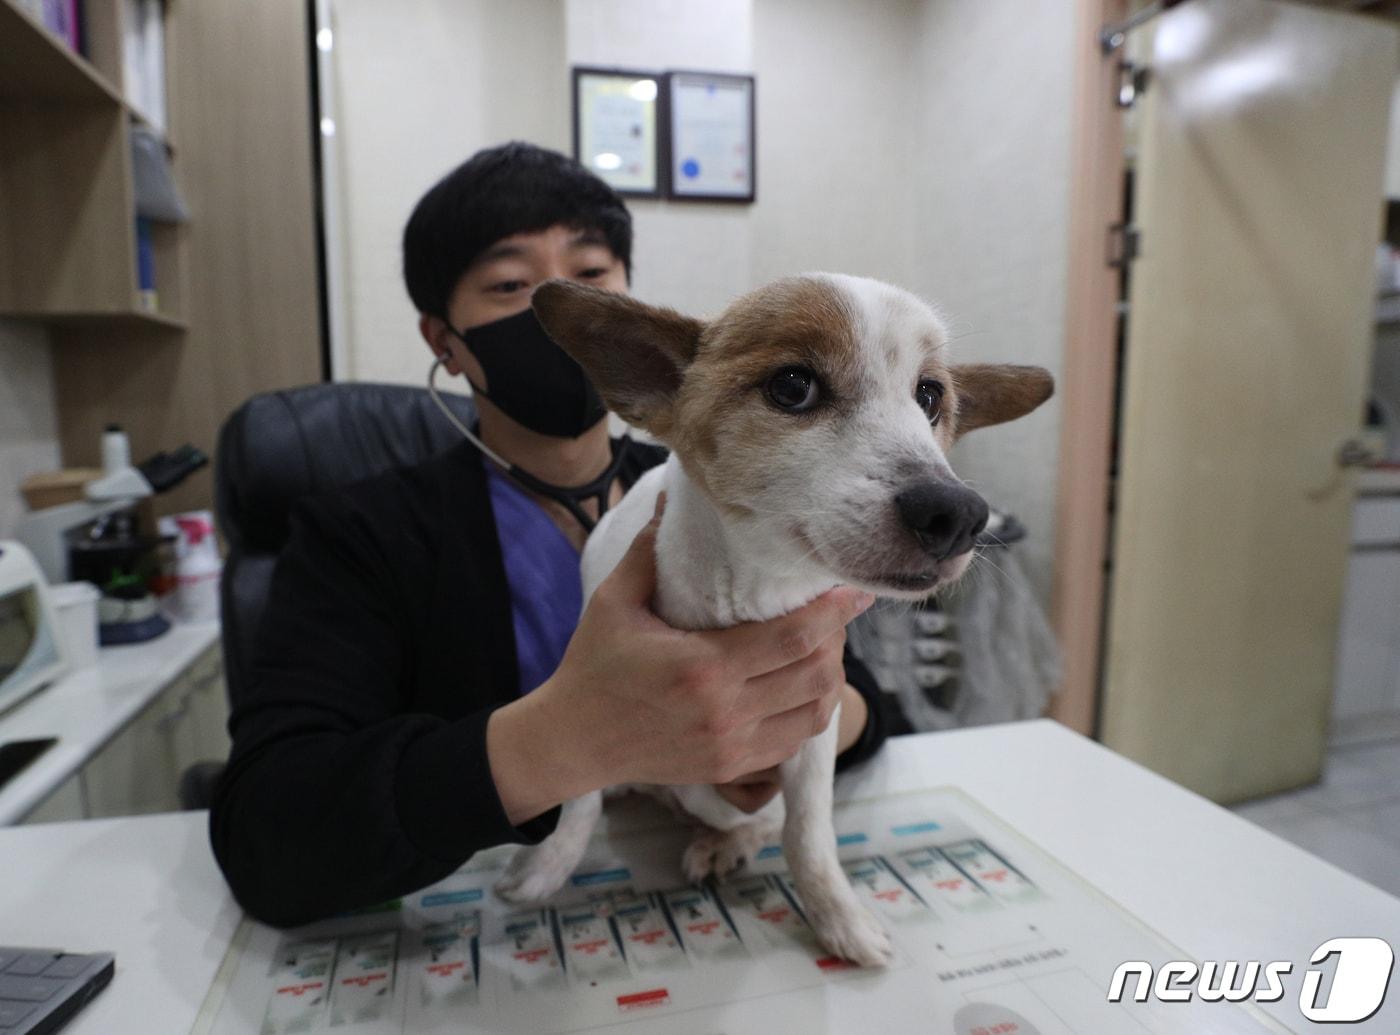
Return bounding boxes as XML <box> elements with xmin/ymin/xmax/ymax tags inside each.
<box><xmin>0</xmin><ymin>621</ymin><xmax>220</xmax><ymax>824</ymax></box>
<box><xmin>4</xmin><ymin>720</ymin><xmax>1399</xmax><ymax>1033</ymax></box>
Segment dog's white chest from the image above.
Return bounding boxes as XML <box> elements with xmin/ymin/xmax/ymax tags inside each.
<box><xmin>583</xmin><ymin>456</ymin><xmax>839</xmax><ymax>630</ymax></box>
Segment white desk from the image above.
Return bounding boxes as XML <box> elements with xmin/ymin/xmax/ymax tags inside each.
<box><xmin>4</xmin><ymin>720</ymin><xmax>1399</xmax><ymax>1033</ymax></box>
<box><xmin>0</xmin><ymin>621</ymin><xmax>221</xmax><ymax>824</ymax></box>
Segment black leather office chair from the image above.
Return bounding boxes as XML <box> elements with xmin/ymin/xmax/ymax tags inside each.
<box><xmin>179</xmin><ymin>382</ymin><xmax>475</xmax><ymax>808</ymax></box>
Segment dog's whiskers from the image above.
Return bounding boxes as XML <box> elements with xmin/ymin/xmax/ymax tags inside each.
<box><xmin>966</xmin><ymin>548</ymin><xmax>1016</xmax><ymax>592</ymax></box>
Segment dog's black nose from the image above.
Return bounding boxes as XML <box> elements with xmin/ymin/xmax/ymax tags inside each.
<box><xmin>894</xmin><ymin>480</ymin><xmax>989</xmax><ymax>559</ymax></box>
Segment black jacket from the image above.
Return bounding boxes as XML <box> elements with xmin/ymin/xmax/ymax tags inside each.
<box><xmin>209</xmin><ymin>439</ymin><xmax>888</xmax><ymax>926</ymax></box>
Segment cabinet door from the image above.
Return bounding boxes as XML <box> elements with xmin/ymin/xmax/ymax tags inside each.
<box><xmin>79</xmin><ymin>643</ymin><xmax>227</xmax><ymax>818</ymax></box>
<box><xmin>170</xmin><ymin>649</ymin><xmax>231</xmax><ymax>775</ymax></box>
<box><xmin>20</xmin><ymin>774</ymin><xmax>87</xmax><ymax>825</ymax></box>
<box><xmin>80</xmin><ymin>689</ymin><xmax>184</xmax><ymax>817</ymax></box>
<box><xmin>1332</xmin><ymin>551</ymin><xmax>1400</xmax><ymax>724</ymax></box>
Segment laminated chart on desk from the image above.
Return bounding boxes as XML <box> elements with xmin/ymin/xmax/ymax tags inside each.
<box><xmin>193</xmin><ymin>788</ymin><xmax>1293</xmax><ymax>1035</ymax></box>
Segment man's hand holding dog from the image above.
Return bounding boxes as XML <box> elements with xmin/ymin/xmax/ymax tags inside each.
<box><xmin>712</xmin><ymin>676</ymin><xmax>870</xmax><ymax>813</ymax></box>
<box><xmin>487</xmin><ymin>499</ymin><xmax>875</xmax><ymax>826</ymax></box>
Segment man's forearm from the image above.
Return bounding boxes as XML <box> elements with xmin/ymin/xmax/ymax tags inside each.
<box><xmin>486</xmin><ymin>686</ymin><xmax>603</xmax><ymax>827</ymax></box>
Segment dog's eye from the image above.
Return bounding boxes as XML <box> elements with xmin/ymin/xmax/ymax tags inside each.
<box><xmin>765</xmin><ymin>367</ymin><xmax>819</xmax><ymax>412</ymax></box>
<box><xmin>916</xmin><ymin>379</ymin><xmax>945</xmax><ymax>423</ymax></box>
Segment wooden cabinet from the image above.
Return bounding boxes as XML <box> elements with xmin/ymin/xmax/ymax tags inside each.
<box><xmin>0</xmin><ymin>0</ymin><xmax>186</xmax><ymax>327</ymax></box>
<box><xmin>1</xmin><ymin>0</ymin><xmax>322</xmax><ymax>520</ymax></box>
<box><xmin>20</xmin><ymin>643</ymin><xmax>231</xmax><ymax>823</ymax></box>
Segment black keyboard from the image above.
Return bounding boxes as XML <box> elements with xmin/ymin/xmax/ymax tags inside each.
<box><xmin>0</xmin><ymin>950</ymin><xmax>113</xmax><ymax>1035</ymax></box>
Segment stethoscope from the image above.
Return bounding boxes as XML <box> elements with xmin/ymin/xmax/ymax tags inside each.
<box><xmin>427</xmin><ymin>356</ymin><xmax>629</xmax><ymax>533</ymax></box>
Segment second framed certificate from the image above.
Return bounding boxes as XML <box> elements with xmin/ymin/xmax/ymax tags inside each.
<box><xmin>663</xmin><ymin>71</ymin><xmax>756</xmax><ymax>202</ymax></box>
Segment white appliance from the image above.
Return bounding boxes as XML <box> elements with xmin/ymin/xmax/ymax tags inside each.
<box><xmin>0</xmin><ymin>541</ymin><xmax>69</xmax><ymax>717</ymax></box>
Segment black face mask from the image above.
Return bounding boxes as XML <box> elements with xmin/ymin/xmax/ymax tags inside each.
<box><xmin>447</xmin><ymin>307</ymin><xmax>607</xmax><ymax>439</ymax></box>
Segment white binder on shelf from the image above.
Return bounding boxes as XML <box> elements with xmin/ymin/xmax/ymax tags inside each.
<box><xmin>122</xmin><ymin>0</ymin><xmax>167</xmax><ymax>134</ymax></box>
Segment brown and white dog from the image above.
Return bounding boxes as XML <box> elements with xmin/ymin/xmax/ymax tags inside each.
<box><xmin>494</xmin><ymin>273</ymin><xmax>1053</xmax><ymax>966</ymax></box>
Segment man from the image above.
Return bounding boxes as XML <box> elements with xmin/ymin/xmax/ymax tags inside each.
<box><xmin>210</xmin><ymin>142</ymin><xmax>888</xmax><ymax>926</ymax></box>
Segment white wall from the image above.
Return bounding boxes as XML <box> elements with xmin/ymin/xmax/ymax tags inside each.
<box><xmin>910</xmin><ymin>0</ymin><xmax>1076</xmax><ymax>603</ymax></box>
<box><xmin>327</xmin><ymin>0</ymin><xmax>567</xmax><ymax>387</ymax></box>
<box><xmin>566</xmin><ymin>0</ymin><xmax>756</xmax><ymax>317</ymax></box>
<box><xmin>751</xmin><ymin>0</ymin><xmax>920</xmax><ymax>287</ymax></box>
<box><xmin>0</xmin><ymin>320</ymin><xmax>61</xmax><ymax>539</ymax></box>
<box><xmin>327</xmin><ymin>0</ymin><xmax>924</xmax><ymax>342</ymax></box>
<box><xmin>758</xmin><ymin>0</ymin><xmax>1073</xmax><ymax>601</ymax></box>
<box><xmin>327</xmin><ymin>0</ymin><xmax>1076</xmax><ymax>604</ymax></box>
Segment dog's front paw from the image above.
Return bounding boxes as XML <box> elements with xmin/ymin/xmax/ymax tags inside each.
<box><xmin>493</xmin><ymin>847</ymin><xmax>572</xmax><ymax>904</ymax></box>
<box><xmin>808</xmin><ymin>901</ymin><xmax>894</xmax><ymax>968</ymax></box>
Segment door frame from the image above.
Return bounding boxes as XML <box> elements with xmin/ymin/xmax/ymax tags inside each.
<box><xmin>1048</xmin><ymin>0</ymin><xmax>1129</xmax><ymax>736</ymax></box>
<box><xmin>1048</xmin><ymin>0</ymin><xmax>1399</xmax><ymax>738</ymax></box>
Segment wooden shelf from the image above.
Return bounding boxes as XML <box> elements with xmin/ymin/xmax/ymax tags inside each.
<box><xmin>0</xmin><ymin>0</ymin><xmax>123</xmax><ymax>105</ymax></box>
<box><xmin>37</xmin><ymin>309</ymin><xmax>187</xmax><ymax>331</ymax></box>
<box><xmin>130</xmin><ymin>309</ymin><xmax>185</xmax><ymax>331</ymax></box>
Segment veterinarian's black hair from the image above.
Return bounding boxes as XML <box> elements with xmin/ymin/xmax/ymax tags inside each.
<box><xmin>402</xmin><ymin>141</ymin><xmax>633</xmax><ymax>319</ymax></box>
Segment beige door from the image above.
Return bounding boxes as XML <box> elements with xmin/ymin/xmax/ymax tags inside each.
<box><xmin>1101</xmin><ymin>0</ymin><xmax>1396</xmax><ymax>802</ymax></box>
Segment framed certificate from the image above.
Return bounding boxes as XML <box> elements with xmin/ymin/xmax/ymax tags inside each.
<box><xmin>572</xmin><ymin>67</ymin><xmax>662</xmax><ymax>197</ymax></box>
<box><xmin>663</xmin><ymin>71</ymin><xmax>756</xmax><ymax>202</ymax></box>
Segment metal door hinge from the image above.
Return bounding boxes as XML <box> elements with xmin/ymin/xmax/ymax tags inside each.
<box><xmin>1108</xmin><ymin>222</ymin><xmax>1141</xmax><ymax>268</ymax></box>
<box><xmin>1116</xmin><ymin>60</ymin><xmax>1151</xmax><ymax>108</ymax></box>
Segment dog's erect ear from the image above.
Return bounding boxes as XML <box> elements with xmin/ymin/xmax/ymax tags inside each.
<box><xmin>951</xmin><ymin>364</ymin><xmax>1055</xmax><ymax>438</ymax></box>
<box><xmin>532</xmin><ymin>280</ymin><xmax>704</xmax><ymax>433</ymax></box>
